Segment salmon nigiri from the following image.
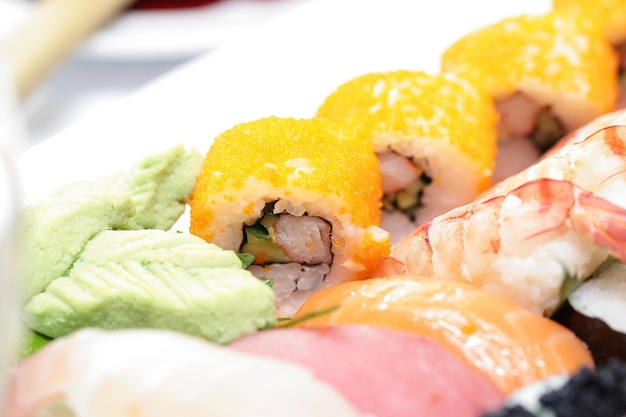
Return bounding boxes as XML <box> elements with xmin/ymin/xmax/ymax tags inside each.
<box><xmin>292</xmin><ymin>276</ymin><xmax>594</xmax><ymax>396</ymax></box>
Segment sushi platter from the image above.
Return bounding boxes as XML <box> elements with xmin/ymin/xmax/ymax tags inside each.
<box><xmin>6</xmin><ymin>0</ymin><xmax>626</xmax><ymax>416</ymax></box>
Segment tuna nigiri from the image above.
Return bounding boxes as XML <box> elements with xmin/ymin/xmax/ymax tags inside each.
<box><xmin>293</xmin><ymin>276</ymin><xmax>594</xmax><ymax>396</ymax></box>
<box><xmin>230</xmin><ymin>324</ymin><xmax>505</xmax><ymax>417</ymax></box>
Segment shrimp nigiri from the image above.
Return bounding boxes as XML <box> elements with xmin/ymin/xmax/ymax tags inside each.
<box><xmin>387</xmin><ymin>178</ymin><xmax>626</xmax><ymax>316</ymax></box>
<box><xmin>293</xmin><ymin>276</ymin><xmax>594</xmax><ymax>396</ymax></box>
<box><xmin>490</xmin><ymin>108</ymin><xmax>626</xmax><ymax>210</ymax></box>
<box><xmin>3</xmin><ymin>328</ymin><xmax>365</xmax><ymax>417</ymax></box>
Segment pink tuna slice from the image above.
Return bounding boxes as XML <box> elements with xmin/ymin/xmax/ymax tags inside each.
<box><xmin>229</xmin><ymin>324</ymin><xmax>505</xmax><ymax>417</ymax></box>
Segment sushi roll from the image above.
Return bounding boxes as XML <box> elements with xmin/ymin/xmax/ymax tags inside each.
<box><xmin>189</xmin><ymin>116</ymin><xmax>390</xmax><ymax>317</ymax></box>
<box><xmin>315</xmin><ymin>70</ymin><xmax>498</xmax><ymax>242</ymax></box>
<box><xmin>552</xmin><ymin>0</ymin><xmax>626</xmax><ymax>108</ymax></box>
<box><xmin>441</xmin><ymin>11</ymin><xmax>618</xmax><ymax>181</ymax></box>
<box><xmin>551</xmin><ymin>0</ymin><xmax>626</xmax><ymax>46</ymax></box>
<box><xmin>293</xmin><ymin>276</ymin><xmax>594</xmax><ymax>396</ymax></box>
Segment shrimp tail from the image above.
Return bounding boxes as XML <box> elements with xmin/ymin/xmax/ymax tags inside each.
<box><xmin>571</xmin><ymin>190</ymin><xmax>626</xmax><ymax>263</ymax></box>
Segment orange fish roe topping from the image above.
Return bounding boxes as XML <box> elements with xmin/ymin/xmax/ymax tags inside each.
<box><xmin>315</xmin><ymin>70</ymin><xmax>499</xmax><ymax>182</ymax></box>
<box><xmin>441</xmin><ymin>12</ymin><xmax>618</xmax><ymax>118</ymax></box>
<box><xmin>189</xmin><ymin>116</ymin><xmax>383</xmax><ymax>234</ymax></box>
<box><xmin>553</xmin><ymin>0</ymin><xmax>626</xmax><ymax>45</ymax></box>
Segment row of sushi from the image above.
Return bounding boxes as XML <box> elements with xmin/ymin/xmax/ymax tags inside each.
<box><xmin>5</xmin><ymin>322</ymin><xmax>626</xmax><ymax>417</ymax></box>
<box><xmin>183</xmin><ymin>0</ymin><xmax>626</xmax><ymax>317</ymax></box>
<box><xmin>11</xmin><ymin>109</ymin><xmax>626</xmax><ymax>416</ymax></box>
<box><xmin>8</xmin><ymin>0</ymin><xmax>626</xmax><ymax>416</ymax></box>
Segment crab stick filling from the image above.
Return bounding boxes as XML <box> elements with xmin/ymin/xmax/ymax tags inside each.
<box><xmin>241</xmin><ymin>203</ymin><xmax>333</xmax><ymax>300</ymax></box>
<box><xmin>378</xmin><ymin>151</ymin><xmax>432</xmax><ymax>220</ymax></box>
<box><xmin>496</xmin><ymin>92</ymin><xmax>565</xmax><ymax>153</ymax></box>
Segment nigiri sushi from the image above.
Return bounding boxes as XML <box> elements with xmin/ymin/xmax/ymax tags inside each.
<box><xmin>231</xmin><ymin>324</ymin><xmax>505</xmax><ymax>417</ymax></box>
<box><xmin>487</xmin><ymin>109</ymin><xmax>626</xmax><ymax>210</ymax></box>
<box><xmin>315</xmin><ymin>70</ymin><xmax>498</xmax><ymax>242</ymax></box>
<box><xmin>189</xmin><ymin>116</ymin><xmax>390</xmax><ymax>317</ymax></box>
<box><xmin>441</xmin><ymin>11</ymin><xmax>618</xmax><ymax>181</ymax></box>
<box><xmin>293</xmin><ymin>276</ymin><xmax>595</xmax><ymax>396</ymax></box>
<box><xmin>388</xmin><ymin>178</ymin><xmax>626</xmax><ymax>316</ymax></box>
<box><xmin>3</xmin><ymin>328</ymin><xmax>365</xmax><ymax>417</ymax></box>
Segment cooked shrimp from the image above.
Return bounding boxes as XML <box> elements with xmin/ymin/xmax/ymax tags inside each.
<box><xmin>3</xmin><ymin>328</ymin><xmax>365</xmax><ymax>417</ymax></box>
<box><xmin>387</xmin><ymin>178</ymin><xmax>626</xmax><ymax>316</ymax></box>
<box><xmin>490</xmin><ymin>109</ymin><xmax>626</xmax><ymax>209</ymax></box>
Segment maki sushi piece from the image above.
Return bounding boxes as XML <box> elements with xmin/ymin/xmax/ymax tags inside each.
<box><xmin>552</xmin><ymin>0</ymin><xmax>626</xmax><ymax>107</ymax></box>
<box><xmin>189</xmin><ymin>116</ymin><xmax>390</xmax><ymax>317</ymax></box>
<box><xmin>315</xmin><ymin>70</ymin><xmax>498</xmax><ymax>242</ymax></box>
<box><xmin>552</xmin><ymin>0</ymin><xmax>626</xmax><ymax>45</ymax></box>
<box><xmin>484</xmin><ymin>359</ymin><xmax>626</xmax><ymax>417</ymax></box>
<box><xmin>441</xmin><ymin>11</ymin><xmax>618</xmax><ymax>180</ymax></box>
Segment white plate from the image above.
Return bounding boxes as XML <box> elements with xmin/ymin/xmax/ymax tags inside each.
<box><xmin>0</xmin><ymin>0</ymin><xmax>315</xmax><ymax>60</ymax></box>
<box><xmin>16</xmin><ymin>0</ymin><xmax>551</xmax><ymax>206</ymax></box>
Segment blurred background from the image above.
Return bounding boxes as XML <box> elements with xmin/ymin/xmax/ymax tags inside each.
<box><xmin>0</xmin><ymin>0</ymin><xmax>314</xmax><ymax>145</ymax></box>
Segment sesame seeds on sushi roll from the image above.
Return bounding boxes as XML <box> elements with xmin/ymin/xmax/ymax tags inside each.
<box><xmin>441</xmin><ymin>11</ymin><xmax>619</xmax><ymax>181</ymax></box>
<box><xmin>189</xmin><ymin>116</ymin><xmax>390</xmax><ymax>317</ymax></box>
<box><xmin>315</xmin><ymin>70</ymin><xmax>498</xmax><ymax>242</ymax></box>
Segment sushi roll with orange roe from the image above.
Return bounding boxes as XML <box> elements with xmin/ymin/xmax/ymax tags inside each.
<box><xmin>441</xmin><ymin>11</ymin><xmax>619</xmax><ymax>181</ymax></box>
<box><xmin>189</xmin><ymin>116</ymin><xmax>390</xmax><ymax>317</ymax></box>
<box><xmin>315</xmin><ymin>70</ymin><xmax>498</xmax><ymax>242</ymax></box>
<box><xmin>552</xmin><ymin>0</ymin><xmax>626</xmax><ymax>108</ymax></box>
<box><xmin>552</xmin><ymin>0</ymin><xmax>626</xmax><ymax>45</ymax></box>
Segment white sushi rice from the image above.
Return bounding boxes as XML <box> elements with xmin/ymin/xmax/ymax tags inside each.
<box><xmin>488</xmin><ymin>230</ymin><xmax>608</xmax><ymax>315</ymax></box>
<box><xmin>569</xmin><ymin>261</ymin><xmax>626</xmax><ymax>333</ymax></box>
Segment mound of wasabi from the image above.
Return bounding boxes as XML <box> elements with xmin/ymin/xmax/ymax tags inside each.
<box><xmin>24</xmin><ymin>229</ymin><xmax>276</xmax><ymax>344</ymax></box>
<box><xmin>20</xmin><ymin>145</ymin><xmax>203</xmax><ymax>301</ymax></box>
<box><xmin>20</xmin><ymin>145</ymin><xmax>276</xmax><ymax>349</ymax></box>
